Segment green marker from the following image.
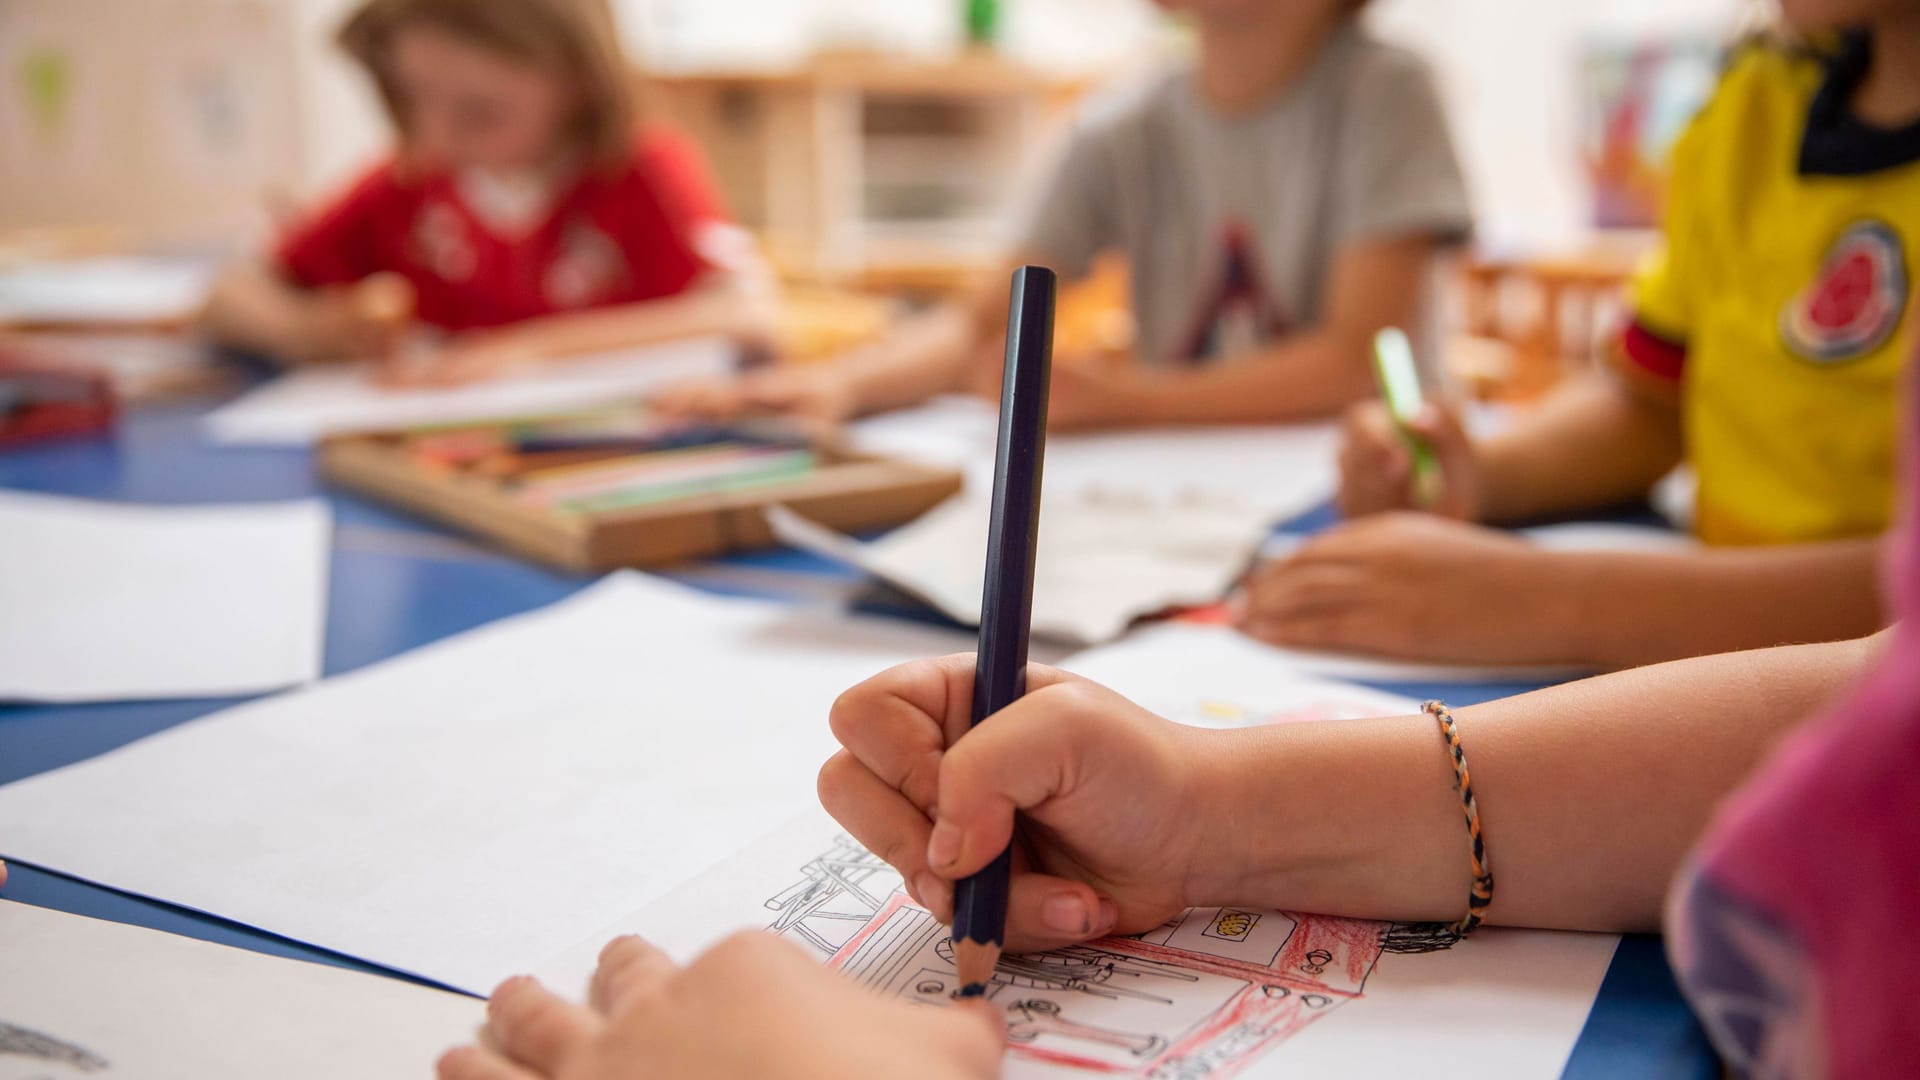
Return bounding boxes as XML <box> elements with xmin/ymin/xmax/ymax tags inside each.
<box><xmin>1372</xmin><ymin>327</ymin><xmax>1440</xmax><ymax>508</ymax></box>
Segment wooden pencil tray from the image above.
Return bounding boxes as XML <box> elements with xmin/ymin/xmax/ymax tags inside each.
<box><xmin>319</xmin><ymin>430</ymin><xmax>962</xmax><ymax>573</ymax></box>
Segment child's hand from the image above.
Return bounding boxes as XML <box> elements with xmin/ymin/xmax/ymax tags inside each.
<box><xmin>1337</xmin><ymin>399</ymin><xmax>1479</xmax><ymax>520</ymax></box>
<box><xmin>379</xmin><ymin>335</ymin><xmax>532</xmax><ymax>388</ymax></box>
<box><xmin>300</xmin><ymin>273</ymin><xmax>415</xmax><ymax>364</ymax></box>
<box><xmin>1044</xmin><ymin>361</ymin><xmax>1148</xmax><ymax>431</ymax></box>
<box><xmin>1234</xmin><ymin>513</ymin><xmax>1573</xmax><ymax>663</ymax></box>
<box><xmin>438</xmin><ymin>933</ymin><xmax>1001</xmax><ymax>1080</ymax></box>
<box><xmin>820</xmin><ymin>657</ymin><xmax>1228</xmax><ymax>953</ymax></box>
<box><xmin>653</xmin><ymin>366</ymin><xmax>857</xmax><ymax>426</ymax></box>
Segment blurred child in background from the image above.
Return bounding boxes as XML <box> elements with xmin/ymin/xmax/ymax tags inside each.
<box><xmin>1239</xmin><ymin>0</ymin><xmax>1920</xmax><ymax>669</ymax></box>
<box><xmin>198</xmin><ymin>0</ymin><xmax>771</xmax><ymax>384</ymax></box>
<box><xmin>659</xmin><ymin>0</ymin><xmax>1471</xmax><ymax>431</ymax></box>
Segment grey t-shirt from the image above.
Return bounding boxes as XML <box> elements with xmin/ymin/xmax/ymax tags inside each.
<box><xmin>1015</xmin><ymin>26</ymin><xmax>1472</xmax><ymax>367</ymax></box>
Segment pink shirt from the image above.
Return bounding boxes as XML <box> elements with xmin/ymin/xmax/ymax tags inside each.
<box><xmin>1666</xmin><ymin>359</ymin><xmax>1920</xmax><ymax>1076</ymax></box>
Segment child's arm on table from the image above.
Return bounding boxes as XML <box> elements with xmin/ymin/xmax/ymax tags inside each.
<box><xmin>1237</xmin><ymin>514</ymin><xmax>1884</xmax><ymax>669</ymax></box>
<box><xmin>196</xmin><ymin>260</ymin><xmax>407</xmax><ymax>365</ymax></box>
<box><xmin>390</xmin><ymin>269</ymin><xmax>780</xmax><ymax>386</ymax></box>
<box><xmin>1048</xmin><ymin>235</ymin><xmax>1436</xmax><ymax>429</ymax></box>
<box><xmin>651</xmin><ymin>262</ymin><xmax>1018</xmax><ymax>425</ymax></box>
<box><xmin>821</xmin><ymin>634</ymin><xmax>1881</xmax><ymax>944</ymax></box>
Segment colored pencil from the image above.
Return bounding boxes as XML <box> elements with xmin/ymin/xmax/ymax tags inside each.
<box><xmin>1371</xmin><ymin>327</ymin><xmax>1440</xmax><ymax>508</ymax></box>
<box><xmin>952</xmin><ymin>265</ymin><xmax>1055</xmax><ymax>997</ymax></box>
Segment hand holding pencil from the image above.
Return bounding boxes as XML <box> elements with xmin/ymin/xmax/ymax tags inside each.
<box><xmin>820</xmin><ymin>659</ymin><xmax>1205</xmax><ymax>954</ymax></box>
<box><xmin>1337</xmin><ymin>335</ymin><xmax>1480</xmax><ymax>521</ymax></box>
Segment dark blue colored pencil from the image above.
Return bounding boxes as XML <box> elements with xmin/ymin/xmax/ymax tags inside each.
<box><xmin>951</xmin><ymin>265</ymin><xmax>1055</xmax><ymax>997</ymax></box>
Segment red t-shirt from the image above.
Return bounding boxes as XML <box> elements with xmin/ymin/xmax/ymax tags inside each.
<box><xmin>275</xmin><ymin>128</ymin><xmax>727</xmax><ymax>333</ymax></box>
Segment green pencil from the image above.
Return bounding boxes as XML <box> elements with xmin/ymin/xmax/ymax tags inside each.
<box><xmin>1372</xmin><ymin>327</ymin><xmax>1439</xmax><ymax>509</ymax></box>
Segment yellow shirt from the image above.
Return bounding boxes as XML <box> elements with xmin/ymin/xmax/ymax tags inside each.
<box><xmin>1623</xmin><ymin>39</ymin><xmax>1917</xmax><ymax>546</ymax></box>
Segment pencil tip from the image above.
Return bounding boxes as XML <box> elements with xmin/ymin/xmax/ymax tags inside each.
<box><xmin>951</xmin><ymin>937</ymin><xmax>1003</xmax><ymax>997</ymax></box>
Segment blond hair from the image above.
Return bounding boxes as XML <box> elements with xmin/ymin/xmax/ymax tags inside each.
<box><xmin>338</xmin><ymin>0</ymin><xmax>637</xmax><ymax>171</ymax></box>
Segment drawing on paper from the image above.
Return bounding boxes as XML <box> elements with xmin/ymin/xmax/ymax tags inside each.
<box><xmin>765</xmin><ymin>836</ymin><xmax>1440</xmax><ymax>1078</ymax></box>
<box><xmin>0</xmin><ymin>1020</ymin><xmax>110</xmax><ymax>1073</ymax></box>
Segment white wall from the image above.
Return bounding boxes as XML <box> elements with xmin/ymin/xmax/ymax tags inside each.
<box><xmin>286</xmin><ymin>0</ymin><xmax>1752</xmax><ymax>251</ymax></box>
<box><xmin>1368</xmin><ymin>0</ymin><xmax>1746</xmax><ymax>251</ymax></box>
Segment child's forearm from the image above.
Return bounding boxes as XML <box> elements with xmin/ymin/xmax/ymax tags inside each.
<box><xmin>1192</xmin><ymin>631</ymin><xmax>1883</xmax><ymax>931</ymax></box>
<box><xmin>478</xmin><ymin>273</ymin><xmax>778</xmax><ymax>361</ymax></box>
<box><xmin>832</xmin><ymin>301</ymin><xmax>986</xmax><ymax>417</ymax></box>
<box><xmin>1112</xmin><ymin>234</ymin><xmax>1440</xmax><ymax>426</ymax></box>
<box><xmin>1474</xmin><ymin>371</ymin><xmax>1685</xmax><ymax>523</ymax></box>
<box><xmin>1116</xmin><ymin>328</ymin><xmax>1378</xmax><ymax>425</ymax></box>
<box><xmin>1561</xmin><ymin>539</ymin><xmax>1886</xmax><ymax>669</ymax></box>
<box><xmin>197</xmin><ymin>262</ymin><xmax>335</xmax><ymax>363</ymax></box>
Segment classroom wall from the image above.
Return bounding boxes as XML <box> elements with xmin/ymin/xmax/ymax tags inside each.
<box><xmin>284</xmin><ymin>0</ymin><xmax>1163</xmax><ymax>206</ymax></box>
<box><xmin>283</xmin><ymin>0</ymin><xmax>1750</xmax><ymax>254</ymax></box>
<box><xmin>8</xmin><ymin>0</ymin><xmax>1748</xmax><ymax>255</ymax></box>
<box><xmin>0</xmin><ymin>0</ymin><xmax>304</xmax><ymax>245</ymax></box>
<box><xmin>1367</xmin><ymin>0</ymin><xmax>1746</xmax><ymax>251</ymax></box>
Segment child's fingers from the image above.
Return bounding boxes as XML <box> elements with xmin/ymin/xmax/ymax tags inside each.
<box><xmin>931</xmin><ymin>993</ymin><xmax>1012</xmax><ymax>1070</ymax></box>
<box><xmin>925</xmin><ymin>682</ymin><xmax>1108</xmax><ymax>880</ymax></box>
<box><xmin>435</xmin><ymin>1045</ymin><xmax>539</xmax><ymax>1080</ymax></box>
<box><xmin>816</xmin><ymin>750</ymin><xmax>949</xmax><ymax>919</ymax></box>
<box><xmin>1410</xmin><ymin>402</ymin><xmax>1474</xmax><ymax>467</ymax></box>
<box><xmin>741</xmin><ymin>371</ymin><xmax>809</xmax><ymax>410</ymax></box>
<box><xmin>588</xmin><ymin>935</ymin><xmax>680</xmax><ymax>1016</ymax></box>
<box><xmin>1001</xmin><ymin>872</ymin><xmax>1118</xmax><ymax>954</ymax></box>
<box><xmin>485</xmin><ymin>976</ymin><xmax>599</xmax><ymax>1075</ymax></box>
<box><xmin>651</xmin><ymin>380</ymin><xmax>742</xmax><ymax>419</ymax></box>
<box><xmin>1233</xmin><ymin>563</ymin><xmax>1370</xmax><ymax>625</ymax></box>
<box><xmin>1408</xmin><ymin>401</ymin><xmax>1466</xmax><ymax>444</ymax></box>
<box><xmin>1242</xmin><ymin>606</ymin><xmax>1375</xmax><ymax>653</ymax></box>
<box><xmin>827</xmin><ymin>655</ymin><xmax>978</xmax><ymax>814</ymax></box>
<box><xmin>1337</xmin><ymin>405</ymin><xmax>1416</xmax><ymax>513</ymax></box>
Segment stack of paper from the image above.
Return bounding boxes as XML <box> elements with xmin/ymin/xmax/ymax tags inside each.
<box><xmin>0</xmin><ymin>256</ymin><xmax>216</xmax><ymax>327</ymax></box>
<box><xmin>770</xmin><ymin>493</ymin><xmax>1275</xmax><ymax>645</ymax></box>
<box><xmin>203</xmin><ymin>337</ymin><xmax>737</xmax><ymax>445</ymax></box>
<box><xmin>0</xmin><ymin>492</ymin><xmax>330</xmax><ymax>703</ymax></box>
<box><xmin>791</xmin><ymin>398</ymin><xmax>1342</xmax><ymax>644</ymax></box>
<box><xmin>0</xmin><ymin>573</ymin><xmax>973</xmax><ymax>993</ymax></box>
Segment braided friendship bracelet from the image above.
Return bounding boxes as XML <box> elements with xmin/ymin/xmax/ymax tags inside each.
<box><xmin>1425</xmin><ymin>699</ymin><xmax>1493</xmax><ymax>940</ymax></box>
<box><xmin>1383</xmin><ymin>701</ymin><xmax>1495</xmax><ymax>953</ymax></box>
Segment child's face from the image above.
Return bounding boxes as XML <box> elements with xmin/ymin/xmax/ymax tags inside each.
<box><xmin>388</xmin><ymin>25</ymin><xmax>577</xmax><ymax>172</ymax></box>
<box><xmin>1778</xmin><ymin>0</ymin><xmax>1916</xmax><ymax>30</ymax></box>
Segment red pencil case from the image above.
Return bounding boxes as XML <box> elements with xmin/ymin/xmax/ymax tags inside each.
<box><xmin>0</xmin><ymin>356</ymin><xmax>116</xmax><ymax>446</ymax></box>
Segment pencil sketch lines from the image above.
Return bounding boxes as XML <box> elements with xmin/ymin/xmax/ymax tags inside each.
<box><xmin>767</xmin><ymin>834</ymin><xmax>1400</xmax><ymax>1077</ymax></box>
<box><xmin>0</xmin><ymin>1020</ymin><xmax>110</xmax><ymax>1073</ymax></box>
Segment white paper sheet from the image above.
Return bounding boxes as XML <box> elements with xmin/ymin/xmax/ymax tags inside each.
<box><xmin>1243</xmin><ymin>521</ymin><xmax>1703</xmax><ymax>685</ymax></box>
<box><xmin>0</xmin><ymin>573</ymin><xmax>973</xmax><ymax>994</ymax></box>
<box><xmin>0</xmin><ymin>257</ymin><xmax>215</xmax><ymax>326</ymax></box>
<box><xmin>0</xmin><ymin>492</ymin><xmax>330</xmax><ymax>703</ymax></box>
<box><xmin>202</xmin><ymin>337</ymin><xmax>737</xmax><ymax>445</ymax></box>
<box><xmin>0</xmin><ymin>901</ymin><xmax>481</xmax><ymax>1080</ymax></box>
<box><xmin>770</xmin><ymin>490</ymin><xmax>1275</xmax><ymax>645</ymax></box>
<box><xmin>847</xmin><ymin>396</ymin><xmax>1339</xmax><ymax>517</ymax></box>
<box><xmin>535</xmin><ymin>626</ymin><xmax>1615</xmax><ymax>1079</ymax></box>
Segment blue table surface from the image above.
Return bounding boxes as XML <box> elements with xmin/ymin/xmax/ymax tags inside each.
<box><xmin>0</xmin><ymin>399</ymin><xmax>1714</xmax><ymax>1079</ymax></box>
